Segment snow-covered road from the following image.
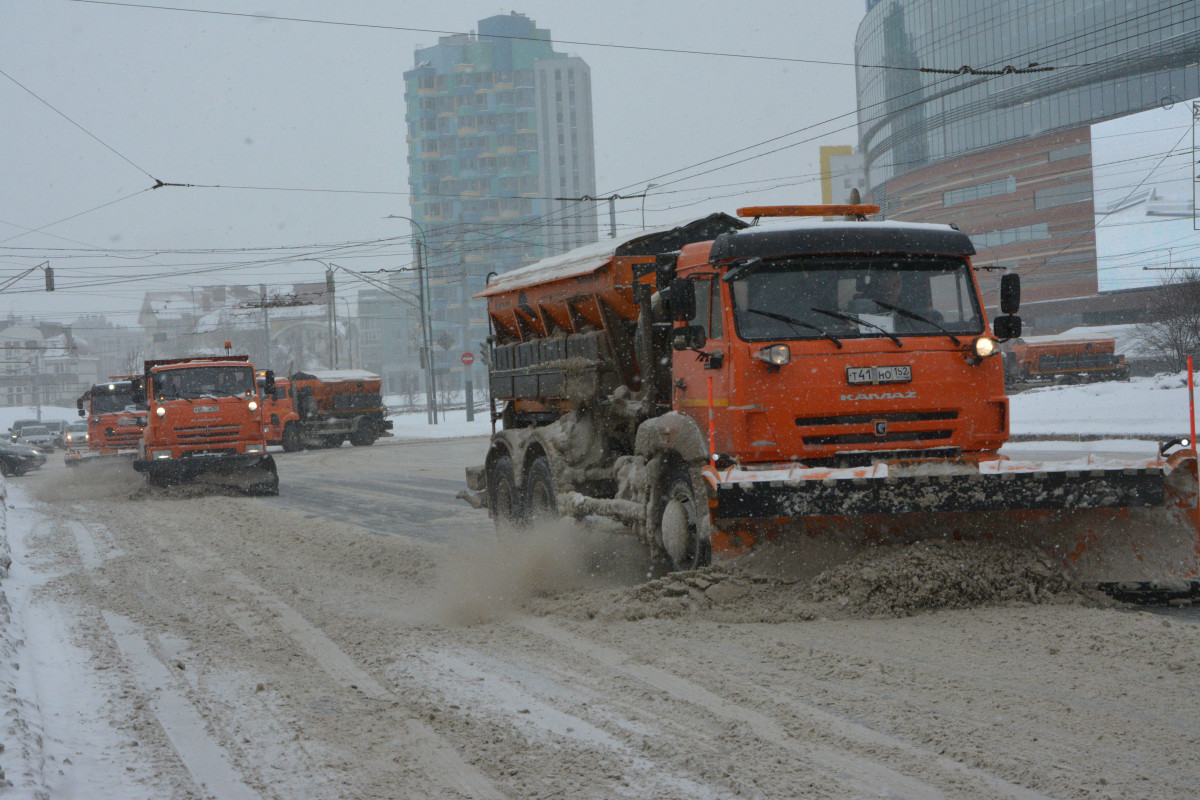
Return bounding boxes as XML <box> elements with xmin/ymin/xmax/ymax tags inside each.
<box><xmin>0</xmin><ymin>431</ymin><xmax>1196</xmax><ymax>798</ymax></box>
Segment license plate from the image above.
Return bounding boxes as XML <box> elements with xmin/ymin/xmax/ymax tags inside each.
<box><xmin>846</xmin><ymin>365</ymin><xmax>912</xmax><ymax>385</ymax></box>
<box><xmin>194</xmin><ymin>405</ymin><xmax>219</xmax><ymax>413</ymax></box>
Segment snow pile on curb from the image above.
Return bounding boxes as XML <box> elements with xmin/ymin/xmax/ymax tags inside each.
<box><xmin>0</xmin><ymin>476</ymin><xmax>15</xmax><ymax>790</ymax></box>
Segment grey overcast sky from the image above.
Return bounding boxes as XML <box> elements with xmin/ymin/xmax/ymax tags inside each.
<box><xmin>0</xmin><ymin>1</ymin><xmax>866</xmax><ymax>325</ymax></box>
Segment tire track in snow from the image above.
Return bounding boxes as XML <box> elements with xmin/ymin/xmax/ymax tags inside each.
<box><xmin>66</xmin><ymin>518</ymin><xmax>262</xmax><ymax>799</ymax></box>
<box><xmin>520</xmin><ymin>617</ymin><xmax>1053</xmax><ymax>800</ymax></box>
<box><xmin>183</xmin><ymin>552</ymin><xmax>509</xmax><ymax>800</ymax></box>
<box><xmin>101</xmin><ymin>611</ymin><xmax>261</xmax><ymax>800</ymax></box>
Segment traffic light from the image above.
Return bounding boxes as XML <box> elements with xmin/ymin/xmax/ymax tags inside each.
<box><xmin>44</xmin><ymin>266</ymin><xmax>54</xmax><ymax>292</ymax></box>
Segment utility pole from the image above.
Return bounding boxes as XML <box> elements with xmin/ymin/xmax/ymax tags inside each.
<box><xmin>259</xmin><ymin>283</ymin><xmax>270</xmax><ymax>368</ymax></box>
<box><xmin>326</xmin><ymin>268</ymin><xmax>336</xmax><ymax>369</ymax></box>
<box><xmin>416</xmin><ymin>241</ymin><xmax>438</xmax><ymax>424</ymax></box>
<box><xmin>556</xmin><ymin>192</ymin><xmax>648</xmax><ymax>241</ymax></box>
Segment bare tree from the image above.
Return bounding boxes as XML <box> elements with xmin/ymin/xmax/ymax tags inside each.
<box><xmin>1136</xmin><ymin>269</ymin><xmax>1200</xmax><ymax>372</ymax></box>
<box><xmin>437</xmin><ymin>371</ymin><xmax>457</xmax><ymax>412</ymax></box>
<box><xmin>402</xmin><ymin>372</ymin><xmax>419</xmax><ymax>411</ymax></box>
<box><xmin>121</xmin><ymin>347</ymin><xmax>144</xmax><ymax>375</ymax></box>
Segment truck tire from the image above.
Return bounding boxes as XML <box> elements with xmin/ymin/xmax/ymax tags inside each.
<box><xmin>349</xmin><ymin>421</ymin><xmax>377</xmax><ymax>447</ymax></box>
<box><xmin>524</xmin><ymin>456</ymin><xmax>557</xmax><ymax>524</ymax></box>
<box><xmin>281</xmin><ymin>423</ymin><xmax>303</xmax><ymax>453</ymax></box>
<box><xmin>489</xmin><ymin>454</ymin><xmax>523</xmax><ymax>529</ymax></box>
<box><xmin>659</xmin><ymin>464</ymin><xmax>712</xmax><ymax>572</ymax></box>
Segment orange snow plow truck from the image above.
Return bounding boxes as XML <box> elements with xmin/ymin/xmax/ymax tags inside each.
<box><xmin>66</xmin><ymin>375</ymin><xmax>147</xmax><ymax>465</ymax></box>
<box><xmin>134</xmin><ymin>354</ymin><xmax>278</xmax><ymax>495</ymax></box>
<box><xmin>461</xmin><ymin>205</ymin><xmax>1200</xmax><ymax>599</ymax></box>
<box><xmin>258</xmin><ymin>369</ymin><xmax>392</xmax><ymax>451</ymax></box>
<box><xmin>1005</xmin><ymin>334</ymin><xmax>1129</xmax><ymax>385</ymax></box>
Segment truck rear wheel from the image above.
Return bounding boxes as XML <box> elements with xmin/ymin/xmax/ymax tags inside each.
<box><xmin>349</xmin><ymin>421</ymin><xmax>377</xmax><ymax>447</ymax></box>
<box><xmin>281</xmin><ymin>423</ymin><xmax>303</xmax><ymax>453</ymax></box>
<box><xmin>489</xmin><ymin>454</ymin><xmax>523</xmax><ymax>529</ymax></box>
<box><xmin>524</xmin><ymin>456</ymin><xmax>557</xmax><ymax>524</ymax></box>
<box><xmin>660</xmin><ymin>464</ymin><xmax>712</xmax><ymax>572</ymax></box>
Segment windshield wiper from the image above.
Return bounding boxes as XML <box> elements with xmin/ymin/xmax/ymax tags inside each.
<box><xmin>810</xmin><ymin>307</ymin><xmax>903</xmax><ymax>348</ymax></box>
<box><xmin>746</xmin><ymin>308</ymin><xmax>842</xmax><ymax>348</ymax></box>
<box><xmin>870</xmin><ymin>299</ymin><xmax>961</xmax><ymax>345</ymax></box>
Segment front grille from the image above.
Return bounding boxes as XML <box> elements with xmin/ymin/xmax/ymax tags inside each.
<box><xmin>103</xmin><ymin>429</ymin><xmax>142</xmax><ymax>447</ymax></box>
<box><xmin>802</xmin><ymin>429</ymin><xmax>953</xmax><ymax>446</ymax></box>
<box><xmin>175</xmin><ymin>424</ymin><xmax>242</xmax><ymax>445</ymax></box>
<box><xmin>796</xmin><ymin>410</ymin><xmax>958</xmax><ymax>427</ymax></box>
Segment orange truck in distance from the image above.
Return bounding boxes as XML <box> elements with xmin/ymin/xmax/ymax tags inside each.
<box><xmin>257</xmin><ymin>369</ymin><xmax>392</xmax><ymax>451</ymax></box>
<box><xmin>66</xmin><ymin>376</ymin><xmax>147</xmax><ymax>465</ymax></box>
<box><xmin>461</xmin><ymin>203</ymin><xmax>1200</xmax><ymax>599</ymax></box>
<box><xmin>135</xmin><ymin>354</ymin><xmax>278</xmax><ymax>494</ymax></box>
<box><xmin>1005</xmin><ymin>334</ymin><xmax>1129</xmax><ymax>385</ymax></box>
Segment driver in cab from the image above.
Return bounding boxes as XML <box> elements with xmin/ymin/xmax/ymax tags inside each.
<box><xmin>852</xmin><ymin>271</ymin><xmax>942</xmax><ymax>334</ymax></box>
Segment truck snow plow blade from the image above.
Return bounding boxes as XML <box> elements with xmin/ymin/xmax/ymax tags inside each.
<box><xmin>712</xmin><ymin>454</ymin><xmax>1200</xmax><ymax>588</ymax></box>
<box><xmin>136</xmin><ymin>453</ymin><xmax>279</xmax><ymax>496</ymax></box>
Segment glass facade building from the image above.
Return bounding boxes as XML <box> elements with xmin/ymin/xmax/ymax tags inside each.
<box><xmin>854</xmin><ymin>0</ymin><xmax>1199</xmax><ymax>306</ymax></box>
<box><xmin>362</xmin><ymin>13</ymin><xmax>598</xmax><ymax>393</ymax></box>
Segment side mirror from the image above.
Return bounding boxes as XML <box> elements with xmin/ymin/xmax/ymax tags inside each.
<box><xmin>993</xmin><ymin>315</ymin><xmax>1022</xmax><ymax>340</ymax></box>
<box><xmin>671</xmin><ymin>324</ymin><xmax>707</xmax><ymax>351</ymax></box>
<box><xmin>78</xmin><ymin>408</ymin><xmax>86</xmax><ymax>418</ymax></box>
<box><xmin>262</xmin><ymin>371</ymin><xmax>276</xmax><ymax>396</ymax></box>
<box><xmin>1000</xmin><ymin>273</ymin><xmax>1021</xmax><ymax>315</ymax></box>
<box><xmin>668</xmin><ymin>277</ymin><xmax>697</xmax><ymax>322</ymax></box>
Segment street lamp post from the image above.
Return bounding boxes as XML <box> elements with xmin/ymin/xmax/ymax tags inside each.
<box><xmin>385</xmin><ymin>214</ymin><xmax>438</xmax><ymax>425</ymax></box>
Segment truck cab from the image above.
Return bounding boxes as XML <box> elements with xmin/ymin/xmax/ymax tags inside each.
<box><xmin>668</xmin><ymin>218</ymin><xmax>1009</xmax><ymax>468</ymax></box>
<box><xmin>78</xmin><ymin>377</ymin><xmax>147</xmax><ymax>454</ymax></box>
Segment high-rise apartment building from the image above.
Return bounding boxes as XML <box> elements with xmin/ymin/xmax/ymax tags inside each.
<box><xmin>380</xmin><ymin>12</ymin><xmax>597</xmax><ymax>393</ymax></box>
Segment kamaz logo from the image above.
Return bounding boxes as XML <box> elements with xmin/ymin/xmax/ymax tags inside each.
<box><xmin>840</xmin><ymin>391</ymin><xmax>917</xmax><ymax>401</ymax></box>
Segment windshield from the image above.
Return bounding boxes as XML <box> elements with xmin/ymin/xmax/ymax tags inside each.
<box><xmin>91</xmin><ymin>385</ymin><xmax>139</xmax><ymax>414</ymax></box>
<box><xmin>154</xmin><ymin>366</ymin><xmax>255</xmax><ymax>400</ymax></box>
<box><xmin>21</xmin><ymin>427</ymin><xmax>48</xmax><ymax>436</ymax></box>
<box><xmin>729</xmin><ymin>254</ymin><xmax>983</xmax><ymax>342</ymax></box>
<box><xmin>68</xmin><ymin>423</ymin><xmax>88</xmax><ymax>432</ymax></box>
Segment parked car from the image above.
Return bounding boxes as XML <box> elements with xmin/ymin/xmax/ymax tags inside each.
<box><xmin>0</xmin><ymin>441</ymin><xmax>46</xmax><ymax>476</ymax></box>
<box><xmin>43</xmin><ymin>419</ymin><xmax>69</xmax><ymax>449</ymax></box>
<box><xmin>7</xmin><ymin>419</ymin><xmax>40</xmax><ymax>442</ymax></box>
<box><xmin>64</xmin><ymin>421</ymin><xmax>89</xmax><ymax>449</ymax></box>
<box><xmin>18</xmin><ymin>425</ymin><xmax>55</xmax><ymax>449</ymax></box>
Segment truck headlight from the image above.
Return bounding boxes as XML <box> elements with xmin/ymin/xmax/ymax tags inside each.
<box><xmin>245</xmin><ymin>443</ymin><xmax>264</xmax><ymax>454</ymax></box>
<box><xmin>751</xmin><ymin>344</ymin><xmax>791</xmax><ymax>367</ymax></box>
<box><xmin>972</xmin><ymin>336</ymin><xmax>998</xmax><ymax>358</ymax></box>
<box><xmin>155</xmin><ymin>406</ymin><xmax>166</xmax><ymax>417</ymax></box>
<box><xmin>153</xmin><ymin>450</ymin><xmax>172</xmax><ymax>459</ymax></box>
<box><xmin>248</xmin><ymin>401</ymin><xmax>259</xmax><ymax>412</ymax></box>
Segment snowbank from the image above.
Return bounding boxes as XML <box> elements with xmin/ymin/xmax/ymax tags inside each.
<box><xmin>389</xmin><ymin>409</ymin><xmax>491</xmax><ymax>440</ymax></box>
<box><xmin>1009</xmin><ymin>373</ymin><xmax>1195</xmax><ymax>437</ymax></box>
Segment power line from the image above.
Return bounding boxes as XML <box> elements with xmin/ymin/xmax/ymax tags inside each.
<box><xmin>67</xmin><ymin>0</ymin><xmax>1068</xmax><ymax>74</ymax></box>
<box><xmin>0</xmin><ymin>66</ymin><xmax>157</xmax><ymax>182</ymax></box>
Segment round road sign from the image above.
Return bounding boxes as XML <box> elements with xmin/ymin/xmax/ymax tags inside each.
<box><xmin>461</xmin><ymin>352</ymin><xmax>475</xmax><ymax>366</ymax></box>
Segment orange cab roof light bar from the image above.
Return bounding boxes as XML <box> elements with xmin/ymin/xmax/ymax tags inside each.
<box><xmin>737</xmin><ymin>204</ymin><xmax>880</xmax><ymax>218</ymax></box>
